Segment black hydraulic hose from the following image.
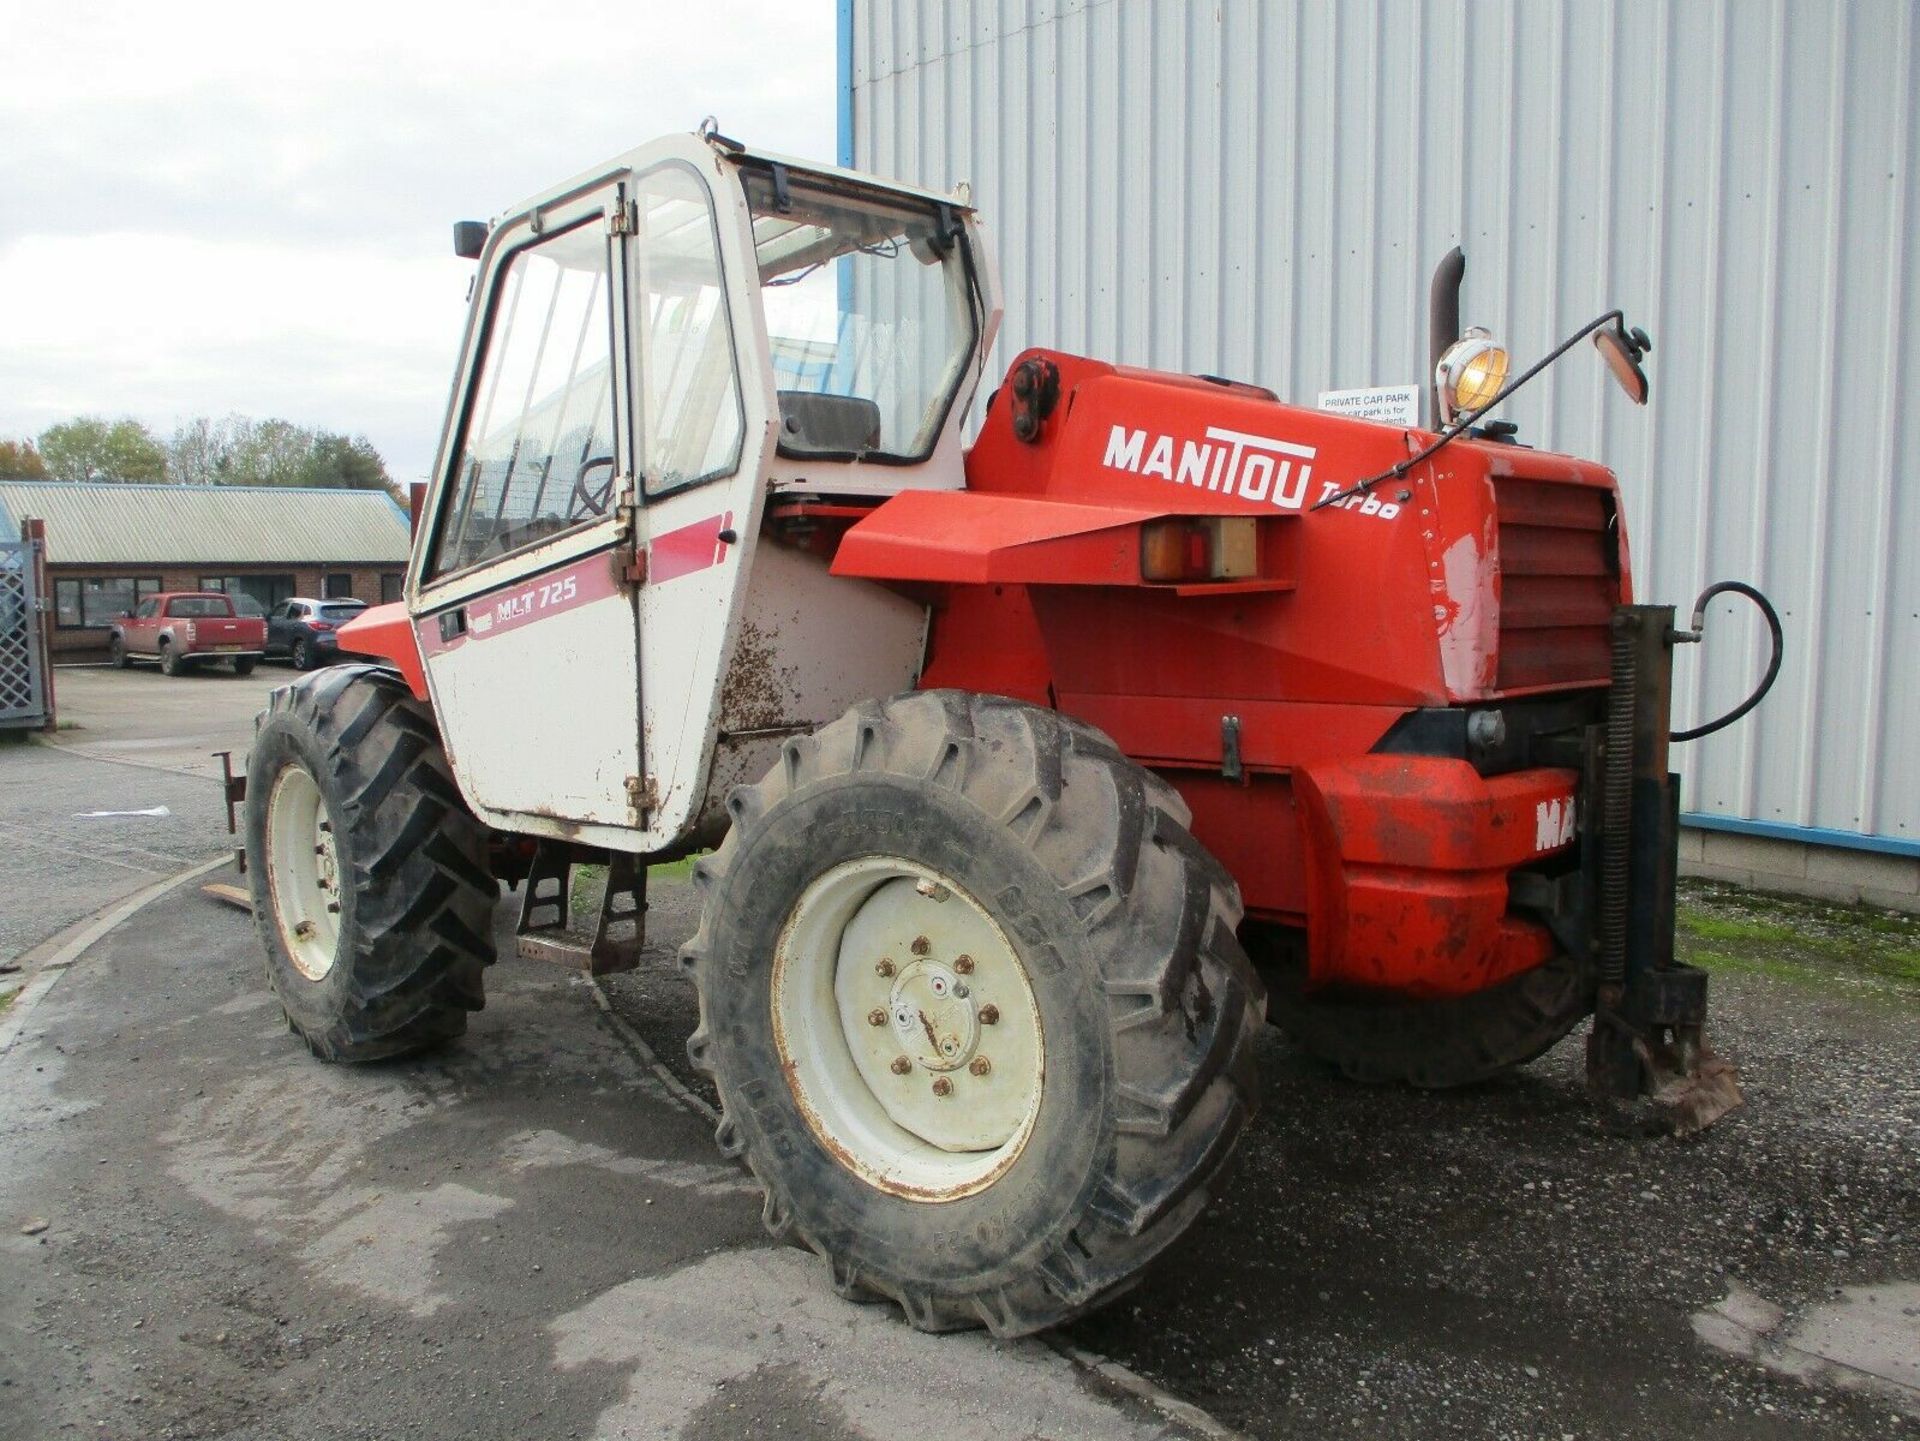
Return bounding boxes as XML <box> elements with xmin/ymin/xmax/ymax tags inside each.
<box><xmin>1670</xmin><ymin>582</ymin><xmax>1784</xmax><ymax>743</ymax></box>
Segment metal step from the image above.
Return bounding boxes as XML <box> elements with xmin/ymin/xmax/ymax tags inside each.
<box><xmin>515</xmin><ymin>845</ymin><xmax>645</xmax><ymax>975</ymax></box>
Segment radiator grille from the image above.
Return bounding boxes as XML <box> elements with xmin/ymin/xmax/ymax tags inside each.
<box><xmin>1493</xmin><ymin>476</ymin><xmax>1619</xmax><ymax>691</ymax></box>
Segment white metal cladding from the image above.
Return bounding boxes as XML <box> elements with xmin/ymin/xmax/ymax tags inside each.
<box><xmin>848</xmin><ymin>0</ymin><xmax>1919</xmax><ymax>853</ymax></box>
<box><xmin>0</xmin><ymin>482</ymin><xmax>412</xmax><ymax>566</ymax></box>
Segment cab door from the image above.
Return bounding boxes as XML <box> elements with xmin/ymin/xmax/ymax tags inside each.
<box><xmin>412</xmin><ymin>174</ymin><xmax>645</xmax><ymax>842</ymax></box>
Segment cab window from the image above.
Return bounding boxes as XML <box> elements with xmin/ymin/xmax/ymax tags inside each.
<box><xmin>430</xmin><ymin>220</ymin><xmax>619</xmax><ymax>579</ymax></box>
<box><xmin>634</xmin><ymin>165</ymin><xmax>744</xmax><ymax>496</ymax></box>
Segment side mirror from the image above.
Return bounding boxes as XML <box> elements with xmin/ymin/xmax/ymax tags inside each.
<box><xmin>1594</xmin><ymin>325</ymin><xmax>1653</xmax><ymax>405</ymax></box>
<box><xmin>453</xmin><ymin>220</ymin><xmax>488</xmax><ymax>260</ymax></box>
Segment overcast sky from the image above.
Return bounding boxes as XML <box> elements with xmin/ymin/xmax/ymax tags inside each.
<box><xmin>0</xmin><ymin>1</ymin><xmax>835</xmax><ymax>481</ymax></box>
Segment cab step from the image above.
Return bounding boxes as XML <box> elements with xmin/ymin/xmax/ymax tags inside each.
<box><xmin>515</xmin><ymin>844</ymin><xmax>645</xmax><ymax>975</ymax></box>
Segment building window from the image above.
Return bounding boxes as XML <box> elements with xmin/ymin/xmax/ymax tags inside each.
<box><xmin>55</xmin><ymin>576</ymin><xmax>161</xmax><ymax>628</ymax></box>
<box><xmin>380</xmin><ymin>573</ymin><xmax>404</xmax><ymax>604</ymax></box>
<box><xmin>324</xmin><ymin>573</ymin><xmax>355</xmax><ymax>599</ymax></box>
<box><xmin>200</xmin><ymin>574</ymin><xmax>295</xmax><ymax>613</ymax></box>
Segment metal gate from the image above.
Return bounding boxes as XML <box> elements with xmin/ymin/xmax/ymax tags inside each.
<box><xmin>0</xmin><ymin>535</ymin><xmax>50</xmax><ymax>730</ymax></box>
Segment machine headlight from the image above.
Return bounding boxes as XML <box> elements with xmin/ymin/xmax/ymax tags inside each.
<box><xmin>1435</xmin><ymin>327</ymin><xmax>1510</xmax><ymax>423</ymax></box>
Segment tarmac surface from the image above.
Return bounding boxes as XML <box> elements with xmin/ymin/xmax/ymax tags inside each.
<box><xmin>2</xmin><ymin>664</ymin><xmax>1916</xmax><ymax>1439</ymax></box>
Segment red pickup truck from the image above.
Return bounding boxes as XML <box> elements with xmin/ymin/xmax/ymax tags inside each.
<box><xmin>108</xmin><ymin>592</ymin><xmax>268</xmax><ymax>676</ymax></box>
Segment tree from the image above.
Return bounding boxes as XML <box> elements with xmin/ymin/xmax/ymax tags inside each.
<box><xmin>37</xmin><ymin>416</ymin><xmax>168</xmax><ymax>482</ymax></box>
<box><xmin>0</xmin><ymin>439</ymin><xmax>50</xmax><ymax>479</ymax></box>
<box><xmin>305</xmin><ymin>433</ymin><xmax>392</xmax><ymax>491</ymax></box>
<box><xmin>166</xmin><ymin>415</ymin><xmax>395</xmax><ymax>496</ymax></box>
<box><xmin>166</xmin><ymin>415</ymin><xmax>244</xmax><ymax>486</ymax></box>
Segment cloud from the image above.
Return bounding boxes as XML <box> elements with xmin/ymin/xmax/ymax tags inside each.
<box><xmin>0</xmin><ymin>0</ymin><xmax>836</xmax><ymax>476</ymax></box>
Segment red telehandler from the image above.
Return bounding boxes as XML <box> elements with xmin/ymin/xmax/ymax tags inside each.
<box><xmin>239</xmin><ymin>126</ymin><xmax>1780</xmax><ymax>1336</ymax></box>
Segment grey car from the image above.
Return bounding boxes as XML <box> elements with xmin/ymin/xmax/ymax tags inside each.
<box><xmin>265</xmin><ymin>597</ymin><xmax>367</xmax><ymax>670</ymax></box>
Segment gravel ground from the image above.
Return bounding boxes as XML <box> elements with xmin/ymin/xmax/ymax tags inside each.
<box><xmin>601</xmin><ymin>874</ymin><xmax>1920</xmax><ymax>1439</ymax></box>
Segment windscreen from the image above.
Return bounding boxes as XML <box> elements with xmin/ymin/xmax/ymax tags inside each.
<box><xmin>319</xmin><ymin>603</ymin><xmax>366</xmax><ymax>622</ymax></box>
<box><xmin>742</xmin><ymin>169</ymin><xmax>977</xmax><ymax>462</ymax></box>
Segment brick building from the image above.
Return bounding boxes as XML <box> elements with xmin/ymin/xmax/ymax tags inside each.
<box><xmin>0</xmin><ymin>481</ymin><xmax>410</xmax><ymax>656</ymax></box>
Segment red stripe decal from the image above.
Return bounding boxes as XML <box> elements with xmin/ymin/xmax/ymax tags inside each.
<box><xmin>648</xmin><ymin>512</ymin><xmax>732</xmax><ymax>585</ymax></box>
<box><xmin>418</xmin><ymin>551</ymin><xmax>620</xmax><ymax>658</ymax></box>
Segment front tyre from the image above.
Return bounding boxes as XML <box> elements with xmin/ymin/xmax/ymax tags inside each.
<box><xmin>245</xmin><ymin>665</ymin><xmax>495</xmax><ymax>1061</ymax></box>
<box><xmin>108</xmin><ymin>634</ymin><xmax>130</xmax><ymax>669</ymax></box>
<box><xmin>683</xmin><ymin>691</ymin><xmax>1263</xmax><ymax>1336</ymax></box>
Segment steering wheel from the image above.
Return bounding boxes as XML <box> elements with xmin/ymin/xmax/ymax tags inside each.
<box><xmin>569</xmin><ymin>456</ymin><xmax>619</xmax><ymax>520</ymax></box>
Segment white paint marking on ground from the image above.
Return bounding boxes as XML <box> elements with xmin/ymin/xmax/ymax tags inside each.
<box><xmin>1694</xmin><ymin>1280</ymin><xmax>1920</xmax><ymax>1416</ymax></box>
<box><xmin>552</xmin><ymin>1247</ymin><xmax>1199</xmax><ymax>1441</ymax></box>
<box><xmin>0</xmin><ymin>853</ymin><xmax>231</xmax><ymax>1057</ymax></box>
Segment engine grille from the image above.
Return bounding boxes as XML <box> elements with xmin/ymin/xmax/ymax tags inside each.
<box><xmin>1493</xmin><ymin>475</ymin><xmax>1620</xmax><ymax>691</ymax></box>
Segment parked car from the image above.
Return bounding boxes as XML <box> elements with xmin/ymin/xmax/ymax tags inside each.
<box><xmin>266</xmin><ymin>597</ymin><xmax>369</xmax><ymax>670</ymax></box>
<box><xmin>109</xmin><ymin>592</ymin><xmax>268</xmax><ymax>676</ymax></box>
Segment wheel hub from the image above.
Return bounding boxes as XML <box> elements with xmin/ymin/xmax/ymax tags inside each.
<box><xmin>887</xmin><ymin>958</ymin><xmax>979</xmax><ymax>1072</ymax></box>
<box><xmin>771</xmin><ymin>857</ymin><xmax>1045</xmax><ymax>1201</ymax></box>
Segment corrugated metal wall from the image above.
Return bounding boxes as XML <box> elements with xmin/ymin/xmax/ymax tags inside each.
<box><xmin>848</xmin><ymin>0</ymin><xmax>1919</xmax><ymax>854</ymax></box>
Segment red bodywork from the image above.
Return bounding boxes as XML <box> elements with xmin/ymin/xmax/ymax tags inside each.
<box><xmin>350</xmin><ymin>347</ymin><xmax>1630</xmax><ymax>1005</ymax></box>
<box><xmin>835</xmin><ymin>350</ymin><xmax>1630</xmax><ymax>1001</ymax></box>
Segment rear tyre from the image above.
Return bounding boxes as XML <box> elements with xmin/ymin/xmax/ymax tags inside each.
<box><xmin>1248</xmin><ymin>923</ymin><xmax>1592</xmax><ymax>1088</ymax></box>
<box><xmin>292</xmin><ymin>638</ymin><xmax>312</xmax><ymax>671</ymax></box>
<box><xmin>232</xmin><ymin>656</ymin><xmax>257</xmax><ymax>676</ymax></box>
<box><xmin>108</xmin><ymin>634</ymin><xmax>130</xmax><ymax>669</ymax></box>
<box><xmin>245</xmin><ymin>664</ymin><xmax>494</xmax><ymax>1061</ymax></box>
<box><xmin>159</xmin><ymin>641</ymin><xmax>184</xmax><ymax>677</ymax></box>
<box><xmin>683</xmin><ymin>690</ymin><xmax>1263</xmax><ymax>1337</ymax></box>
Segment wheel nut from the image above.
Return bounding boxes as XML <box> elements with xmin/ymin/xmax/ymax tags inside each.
<box><xmin>931</xmin><ymin>1077</ymin><xmax>953</xmax><ymax>1097</ymax></box>
<box><xmin>868</xmin><ymin>1008</ymin><xmax>887</xmax><ymax>1027</ymax></box>
<box><xmin>876</xmin><ymin>958</ymin><xmax>895</xmax><ymax>978</ymax></box>
<box><xmin>970</xmin><ymin>1056</ymin><xmax>991</xmax><ymax>1077</ymax></box>
<box><xmin>890</xmin><ymin>1056</ymin><xmax>912</xmax><ymax>1075</ymax></box>
<box><xmin>979</xmin><ymin>1004</ymin><xmax>1000</xmax><ymax>1025</ymax></box>
<box><xmin>953</xmin><ymin>954</ymin><xmax>974</xmax><ymax>974</ymax></box>
<box><xmin>911</xmin><ymin>936</ymin><xmax>931</xmax><ymax>956</ymax></box>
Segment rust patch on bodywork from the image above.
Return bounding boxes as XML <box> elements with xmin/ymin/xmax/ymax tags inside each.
<box><xmin>720</xmin><ymin>618</ymin><xmax>803</xmax><ymax>732</ymax></box>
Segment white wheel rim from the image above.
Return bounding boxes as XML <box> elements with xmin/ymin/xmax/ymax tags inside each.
<box><xmin>772</xmin><ymin>856</ymin><xmax>1045</xmax><ymax>1202</ymax></box>
<box><xmin>264</xmin><ymin>765</ymin><xmax>343</xmax><ymax>982</ymax></box>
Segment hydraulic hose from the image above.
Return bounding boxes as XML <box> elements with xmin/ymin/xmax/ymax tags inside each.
<box><xmin>1670</xmin><ymin>582</ymin><xmax>1784</xmax><ymax>743</ymax></box>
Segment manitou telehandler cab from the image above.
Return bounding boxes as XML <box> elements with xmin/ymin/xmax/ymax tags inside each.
<box><xmin>241</xmin><ymin>124</ymin><xmax>1780</xmax><ymax>1337</ymax></box>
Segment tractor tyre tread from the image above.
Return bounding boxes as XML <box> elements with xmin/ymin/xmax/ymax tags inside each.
<box><xmin>245</xmin><ymin>663</ymin><xmax>494</xmax><ymax>1062</ymax></box>
<box><xmin>682</xmin><ymin>689</ymin><xmax>1264</xmax><ymax>1337</ymax></box>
